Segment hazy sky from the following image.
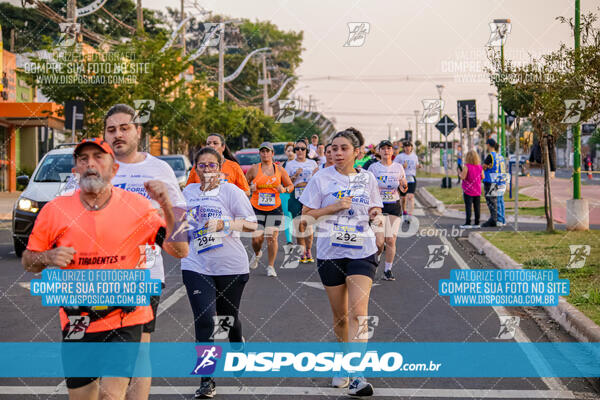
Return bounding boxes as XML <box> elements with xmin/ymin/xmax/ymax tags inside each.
<box><xmin>9</xmin><ymin>0</ymin><xmax>596</xmax><ymax>143</ymax></box>
<box><xmin>141</xmin><ymin>0</ymin><xmax>593</xmax><ymax>143</ymax></box>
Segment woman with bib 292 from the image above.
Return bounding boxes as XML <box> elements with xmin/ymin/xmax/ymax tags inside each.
<box><xmin>246</xmin><ymin>142</ymin><xmax>294</xmax><ymax>277</ymax></box>
<box><xmin>299</xmin><ymin>128</ymin><xmax>384</xmax><ymax>397</ymax></box>
<box><xmin>182</xmin><ymin>147</ymin><xmax>257</xmax><ymax>399</ymax></box>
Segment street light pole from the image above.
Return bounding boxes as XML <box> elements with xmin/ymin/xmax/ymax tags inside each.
<box><xmin>436</xmin><ymin>84</ymin><xmax>444</xmax><ymax>168</ymax></box>
<box><xmin>218</xmin><ymin>22</ymin><xmax>225</xmax><ymax>101</ymax></box>
<box><xmin>414</xmin><ymin>110</ymin><xmax>419</xmax><ymax>144</ymax></box>
<box><xmin>500</xmin><ymin>43</ymin><xmax>507</xmax><ymax>157</ymax></box>
<box><xmin>573</xmin><ymin>0</ymin><xmax>581</xmax><ymax>200</ymax></box>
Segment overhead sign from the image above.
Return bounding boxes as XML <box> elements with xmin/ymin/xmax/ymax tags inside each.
<box><xmin>457</xmin><ymin>100</ymin><xmax>477</xmax><ymax>129</ymax></box>
<box><xmin>64</xmin><ymin>100</ymin><xmax>85</xmax><ymax>130</ymax></box>
<box><xmin>429</xmin><ymin>142</ymin><xmax>452</xmax><ymax>149</ymax></box>
<box><xmin>435</xmin><ymin>115</ymin><xmax>457</xmax><ymax>137</ymax></box>
<box><xmin>582</xmin><ymin>124</ymin><xmax>597</xmax><ymax>134</ymax></box>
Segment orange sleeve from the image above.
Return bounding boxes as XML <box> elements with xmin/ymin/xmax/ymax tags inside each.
<box><xmin>231</xmin><ymin>163</ymin><xmax>250</xmax><ymax>191</ymax></box>
<box><xmin>186</xmin><ymin>167</ymin><xmax>200</xmax><ymax>186</ymax></box>
<box><xmin>280</xmin><ymin>166</ymin><xmax>293</xmax><ymax>188</ymax></box>
<box><xmin>26</xmin><ymin>202</ymin><xmax>58</xmax><ymax>252</ymax></box>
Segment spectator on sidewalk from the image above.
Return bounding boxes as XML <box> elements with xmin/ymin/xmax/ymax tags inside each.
<box><xmin>481</xmin><ymin>139</ymin><xmax>499</xmax><ymax>227</ymax></box>
<box><xmin>456</xmin><ymin>144</ymin><xmax>463</xmax><ymax>184</ymax></box>
<box><xmin>494</xmin><ymin>142</ymin><xmax>507</xmax><ymax>226</ymax></box>
<box><xmin>458</xmin><ymin>149</ymin><xmax>483</xmax><ymax>229</ymax></box>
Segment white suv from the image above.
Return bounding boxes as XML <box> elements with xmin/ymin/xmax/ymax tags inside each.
<box><xmin>12</xmin><ymin>145</ymin><xmax>76</xmax><ymax>257</ymax></box>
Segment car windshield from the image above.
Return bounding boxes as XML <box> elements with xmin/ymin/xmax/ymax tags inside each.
<box><xmin>34</xmin><ymin>154</ymin><xmax>75</xmax><ymax>182</ymax></box>
<box><xmin>159</xmin><ymin>157</ymin><xmax>186</xmax><ymax>172</ymax></box>
<box><xmin>237</xmin><ymin>153</ymin><xmax>261</xmax><ymax>165</ymax></box>
<box><xmin>273</xmin><ymin>143</ymin><xmax>286</xmax><ymax>155</ymax></box>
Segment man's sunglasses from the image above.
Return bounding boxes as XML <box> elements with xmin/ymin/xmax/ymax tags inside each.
<box><xmin>294</xmin><ymin>147</ymin><xmax>307</xmax><ymax>151</ymax></box>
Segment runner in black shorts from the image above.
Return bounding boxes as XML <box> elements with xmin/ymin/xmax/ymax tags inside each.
<box><xmin>368</xmin><ymin>140</ymin><xmax>408</xmax><ymax>281</ymax></box>
<box><xmin>299</xmin><ymin>128</ymin><xmax>383</xmax><ymax>396</ymax></box>
<box><xmin>246</xmin><ymin>142</ymin><xmax>294</xmax><ymax>277</ymax></box>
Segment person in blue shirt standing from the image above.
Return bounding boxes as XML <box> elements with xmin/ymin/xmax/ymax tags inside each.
<box><xmin>456</xmin><ymin>144</ymin><xmax>463</xmax><ymax>184</ymax></box>
<box><xmin>494</xmin><ymin>142</ymin><xmax>507</xmax><ymax>227</ymax></box>
<box><xmin>481</xmin><ymin>139</ymin><xmax>499</xmax><ymax>227</ymax></box>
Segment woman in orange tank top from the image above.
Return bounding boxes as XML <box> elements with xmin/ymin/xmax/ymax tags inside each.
<box><xmin>246</xmin><ymin>142</ymin><xmax>293</xmax><ymax>277</ymax></box>
<box><xmin>186</xmin><ymin>134</ymin><xmax>250</xmax><ymax>195</ymax></box>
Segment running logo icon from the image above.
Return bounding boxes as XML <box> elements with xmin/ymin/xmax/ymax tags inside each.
<box><xmin>562</xmin><ymin>100</ymin><xmax>585</xmax><ymax>124</ymax></box>
<box><xmin>425</xmin><ymin>245</ymin><xmax>448</xmax><ymax>269</ymax></box>
<box><xmin>276</xmin><ymin>100</ymin><xmax>298</xmax><ymax>123</ymax></box>
<box><xmin>496</xmin><ymin>316</ymin><xmax>520</xmax><ymax>340</ymax></box>
<box><xmin>281</xmin><ymin>244</ymin><xmax>303</xmax><ymax>269</ymax></box>
<box><xmin>133</xmin><ymin>100</ymin><xmax>155</xmax><ymax>124</ymax></box>
<box><xmin>566</xmin><ymin>245</ymin><xmax>590</xmax><ymax>269</ymax></box>
<box><xmin>64</xmin><ymin>316</ymin><xmax>90</xmax><ymax>340</ymax></box>
<box><xmin>353</xmin><ymin>316</ymin><xmax>379</xmax><ymax>340</ymax></box>
<box><xmin>344</xmin><ymin>22</ymin><xmax>370</xmax><ymax>47</ymax></box>
<box><xmin>210</xmin><ymin>316</ymin><xmax>235</xmax><ymax>340</ymax></box>
<box><xmin>191</xmin><ymin>345</ymin><xmax>222</xmax><ymax>375</ymax></box>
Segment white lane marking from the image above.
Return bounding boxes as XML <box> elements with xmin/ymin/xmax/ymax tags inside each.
<box><xmin>157</xmin><ymin>285</ymin><xmax>187</xmax><ymax>316</ymax></box>
<box><xmin>413</xmin><ymin>199</ymin><xmax>425</xmax><ymax>216</ymax></box>
<box><xmin>0</xmin><ymin>386</ymin><xmax>579</xmax><ymax>398</ymax></box>
<box><xmin>438</xmin><ymin>234</ymin><xmax>569</xmax><ymax>392</ymax></box>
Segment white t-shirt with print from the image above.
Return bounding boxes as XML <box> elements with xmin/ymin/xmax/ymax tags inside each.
<box><xmin>299</xmin><ymin>166</ymin><xmax>383</xmax><ymax>260</ymax></box>
<box><xmin>181</xmin><ymin>183</ymin><xmax>256</xmax><ymax>276</ymax></box>
<box><xmin>367</xmin><ymin>161</ymin><xmax>406</xmax><ymax>204</ymax></box>
<box><xmin>285</xmin><ymin>158</ymin><xmax>318</xmax><ymax>198</ymax></box>
<box><xmin>112</xmin><ymin>153</ymin><xmax>186</xmax><ymax>282</ymax></box>
<box><xmin>394</xmin><ymin>152</ymin><xmax>419</xmax><ymax>181</ymax></box>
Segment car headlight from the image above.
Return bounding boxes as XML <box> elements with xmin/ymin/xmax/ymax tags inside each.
<box><xmin>17</xmin><ymin>198</ymin><xmax>40</xmax><ymax>213</ymax></box>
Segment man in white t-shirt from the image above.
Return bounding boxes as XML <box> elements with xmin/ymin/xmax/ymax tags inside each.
<box><xmin>393</xmin><ymin>141</ymin><xmax>420</xmax><ymax>222</ymax></box>
<box><xmin>103</xmin><ymin>104</ymin><xmax>186</xmax><ymax>400</ymax></box>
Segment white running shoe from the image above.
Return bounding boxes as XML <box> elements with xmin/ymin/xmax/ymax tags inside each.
<box><xmin>347</xmin><ymin>377</ymin><xmax>373</xmax><ymax>397</ymax></box>
<box><xmin>249</xmin><ymin>250</ymin><xmax>262</xmax><ymax>270</ymax></box>
<box><xmin>331</xmin><ymin>376</ymin><xmax>349</xmax><ymax>388</ymax></box>
<box><xmin>266</xmin><ymin>265</ymin><xmax>277</xmax><ymax>277</ymax></box>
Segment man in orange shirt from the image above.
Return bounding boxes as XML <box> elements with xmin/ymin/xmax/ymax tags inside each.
<box><xmin>22</xmin><ymin>138</ymin><xmax>188</xmax><ymax>400</ymax></box>
<box><xmin>186</xmin><ymin>133</ymin><xmax>250</xmax><ymax>195</ymax></box>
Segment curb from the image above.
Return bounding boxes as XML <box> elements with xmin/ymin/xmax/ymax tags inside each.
<box><xmin>417</xmin><ymin>187</ymin><xmax>445</xmax><ymax>213</ymax></box>
<box><xmin>468</xmin><ymin>232</ymin><xmax>600</xmax><ymax>343</ymax></box>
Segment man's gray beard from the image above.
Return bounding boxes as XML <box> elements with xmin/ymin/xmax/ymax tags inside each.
<box><xmin>80</xmin><ymin>175</ymin><xmax>106</xmax><ymax>193</ymax></box>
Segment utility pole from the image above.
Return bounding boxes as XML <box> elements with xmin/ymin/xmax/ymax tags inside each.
<box><xmin>308</xmin><ymin>95</ymin><xmax>313</xmax><ymax>112</ymax></box>
<box><xmin>573</xmin><ymin>0</ymin><xmax>581</xmax><ymax>200</ymax></box>
<box><xmin>262</xmin><ymin>53</ymin><xmax>270</xmax><ymax>116</ymax></box>
<box><xmin>387</xmin><ymin>123</ymin><xmax>392</xmax><ymax>141</ymax></box>
<box><xmin>218</xmin><ymin>22</ymin><xmax>225</xmax><ymax>101</ymax></box>
<box><xmin>436</xmin><ymin>84</ymin><xmax>444</xmax><ymax>168</ymax></box>
<box><xmin>180</xmin><ymin>0</ymin><xmax>186</xmax><ymax>54</ymax></box>
<box><xmin>137</xmin><ymin>0</ymin><xmax>144</xmax><ymax>33</ymax></box>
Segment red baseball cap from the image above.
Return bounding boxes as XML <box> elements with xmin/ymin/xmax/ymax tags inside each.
<box><xmin>74</xmin><ymin>138</ymin><xmax>115</xmax><ymax>158</ymax></box>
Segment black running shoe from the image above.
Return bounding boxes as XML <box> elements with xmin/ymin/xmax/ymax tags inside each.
<box><xmin>383</xmin><ymin>270</ymin><xmax>395</xmax><ymax>281</ymax></box>
<box><xmin>195</xmin><ymin>378</ymin><xmax>216</xmax><ymax>399</ymax></box>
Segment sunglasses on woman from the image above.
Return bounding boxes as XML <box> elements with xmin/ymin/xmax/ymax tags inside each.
<box><xmin>294</xmin><ymin>147</ymin><xmax>307</xmax><ymax>151</ymax></box>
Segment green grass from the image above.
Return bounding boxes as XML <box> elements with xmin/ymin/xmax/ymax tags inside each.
<box><xmin>482</xmin><ymin>230</ymin><xmax>600</xmax><ymax>326</ymax></box>
<box><xmin>416</xmin><ymin>171</ymin><xmax>447</xmax><ymax>178</ymax></box>
<box><xmin>427</xmin><ymin>186</ymin><xmax>538</xmax><ymax>206</ymax></box>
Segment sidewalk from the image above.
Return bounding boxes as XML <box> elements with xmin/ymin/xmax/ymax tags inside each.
<box><xmin>0</xmin><ymin>192</ymin><xmax>21</xmax><ymax>220</ymax></box>
<box><xmin>517</xmin><ymin>175</ymin><xmax>600</xmax><ymax>224</ymax></box>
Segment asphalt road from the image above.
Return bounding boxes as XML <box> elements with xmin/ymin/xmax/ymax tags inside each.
<box><xmin>0</xmin><ymin>199</ymin><xmax>597</xmax><ymax>399</ymax></box>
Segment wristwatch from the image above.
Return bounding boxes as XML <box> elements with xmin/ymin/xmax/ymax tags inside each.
<box><xmin>223</xmin><ymin>220</ymin><xmax>231</xmax><ymax>235</ymax></box>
